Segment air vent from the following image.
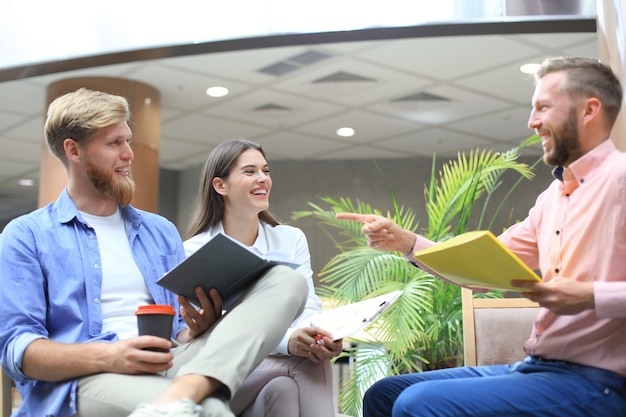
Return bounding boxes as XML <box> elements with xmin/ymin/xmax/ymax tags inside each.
<box><xmin>257</xmin><ymin>50</ymin><xmax>333</xmax><ymax>77</ymax></box>
<box><xmin>258</xmin><ymin>62</ymin><xmax>302</xmax><ymax>77</ymax></box>
<box><xmin>392</xmin><ymin>92</ymin><xmax>450</xmax><ymax>102</ymax></box>
<box><xmin>253</xmin><ymin>103</ymin><xmax>292</xmax><ymax>112</ymax></box>
<box><xmin>286</xmin><ymin>50</ymin><xmax>332</xmax><ymax>66</ymax></box>
<box><xmin>312</xmin><ymin>71</ymin><xmax>376</xmax><ymax>83</ymax></box>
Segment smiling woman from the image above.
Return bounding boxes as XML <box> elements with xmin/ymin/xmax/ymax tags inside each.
<box><xmin>183</xmin><ymin>138</ymin><xmax>344</xmax><ymax>416</ymax></box>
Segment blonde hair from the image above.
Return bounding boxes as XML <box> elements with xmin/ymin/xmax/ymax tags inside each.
<box><xmin>44</xmin><ymin>88</ymin><xmax>130</xmax><ymax>165</ymax></box>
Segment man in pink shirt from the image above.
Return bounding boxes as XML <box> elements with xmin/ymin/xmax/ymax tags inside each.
<box><xmin>338</xmin><ymin>56</ymin><xmax>626</xmax><ymax>416</ymax></box>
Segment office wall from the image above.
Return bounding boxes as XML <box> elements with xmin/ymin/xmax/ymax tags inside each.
<box><xmin>158</xmin><ymin>169</ymin><xmax>180</xmax><ymax>225</ymax></box>
<box><xmin>171</xmin><ymin>155</ymin><xmax>553</xmax><ymax>284</ymax></box>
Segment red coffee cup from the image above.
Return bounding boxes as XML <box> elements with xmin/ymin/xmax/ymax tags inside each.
<box><xmin>135</xmin><ymin>304</ymin><xmax>175</xmax><ymax>352</ymax></box>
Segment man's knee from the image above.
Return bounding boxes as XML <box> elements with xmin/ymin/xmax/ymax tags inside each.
<box><xmin>363</xmin><ymin>378</ymin><xmax>397</xmax><ymax>416</ymax></box>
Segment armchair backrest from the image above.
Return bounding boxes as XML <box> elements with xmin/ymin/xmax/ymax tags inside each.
<box><xmin>461</xmin><ymin>288</ymin><xmax>540</xmax><ymax>366</ymax></box>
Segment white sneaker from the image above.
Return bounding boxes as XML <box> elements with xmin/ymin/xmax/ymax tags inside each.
<box><xmin>128</xmin><ymin>398</ymin><xmax>206</xmax><ymax>417</ymax></box>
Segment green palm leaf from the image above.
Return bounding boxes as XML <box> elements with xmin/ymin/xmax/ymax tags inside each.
<box><xmin>426</xmin><ymin>148</ymin><xmax>534</xmax><ymax>241</ymax></box>
<box><xmin>293</xmin><ymin>135</ymin><xmax>541</xmax><ymax>415</ymax></box>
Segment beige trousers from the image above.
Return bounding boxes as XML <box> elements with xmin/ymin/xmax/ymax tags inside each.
<box><xmin>75</xmin><ymin>266</ymin><xmax>308</xmax><ymax>417</ymax></box>
<box><xmin>231</xmin><ymin>355</ymin><xmax>335</xmax><ymax>417</ymax></box>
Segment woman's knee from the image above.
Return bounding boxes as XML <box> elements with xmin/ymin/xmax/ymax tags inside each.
<box><xmin>244</xmin><ymin>377</ymin><xmax>299</xmax><ymax>417</ymax></box>
<box><xmin>262</xmin><ymin>375</ymin><xmax>299</xmax><ymax>399</ymax></box>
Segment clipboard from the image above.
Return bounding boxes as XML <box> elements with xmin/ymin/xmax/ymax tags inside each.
<box><xmin>310</xmin><ymin>290</ymin><xmax>403</xmax><ymax>340</ymax></box>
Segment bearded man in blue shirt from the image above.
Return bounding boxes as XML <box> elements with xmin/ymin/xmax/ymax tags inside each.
<box><xmin>0</xmin><ymin>88</ymin><xmax>307</xmax><ymax>417</ymax></box>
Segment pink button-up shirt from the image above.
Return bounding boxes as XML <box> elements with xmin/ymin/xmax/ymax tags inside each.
<box><xmin>410</xmin><ymin>139</ymin><xmax>626</xmax><ymax>376</ymax></box>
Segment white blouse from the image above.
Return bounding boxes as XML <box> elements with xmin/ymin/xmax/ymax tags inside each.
<box><xmin>184</xmin><ymin>221</ymin><xmax>322</xmax><ymax>354</ymax></box>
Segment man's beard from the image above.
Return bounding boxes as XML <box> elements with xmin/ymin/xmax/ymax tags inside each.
<box><xmin>85</xmin><ymin>157</ymin><xmax>135</xmax><ymax>207</ymax></box>
<box><xmin>543</xmin><ymin>108</ymin><xmax>581</xmax><ymax>167</ymax></box>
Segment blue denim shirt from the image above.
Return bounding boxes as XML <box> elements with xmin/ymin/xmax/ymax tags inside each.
<box><xmin>0</xmin><ymin>190</ymin><xmax>186</xmax><ymax>417</ymax></box>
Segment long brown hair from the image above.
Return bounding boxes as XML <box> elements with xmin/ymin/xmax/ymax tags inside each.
<box><xmin>185</xmin><ymin>138</ymin><xmax>280</xmax><ymax>239</ymax></box>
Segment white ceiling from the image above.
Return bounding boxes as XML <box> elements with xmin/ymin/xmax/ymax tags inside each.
<box><xmin>0</xmin><ymin>29</ymin><xmax>598</xmax><ymax>224</ymax></box>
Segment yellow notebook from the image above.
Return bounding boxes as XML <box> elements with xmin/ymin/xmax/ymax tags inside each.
<box><xmin>413</xmin><ymin>230</ymin><xmax>541</xmax><ymax>291</ymax></box>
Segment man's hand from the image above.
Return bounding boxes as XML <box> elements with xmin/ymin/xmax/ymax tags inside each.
<box><xmin>177</xmin><ymin>287</ymin><xmax>223</xmax><ymax>342</ymax></box>
<box><xmin>288</xmin><ymin>326</ymin><xmax>343</xmax><ymax>364</ymax></box>
<box><xmin>335</xmin><ymin>212</ymin><xmax>416</xmax><ymax>255</ymax></box>
<box><xmin>108</xmin><ymin>337</ymin><xmax>174</xmax><ymax>374</ymax></box>
<box><xmin>511</xmin><ymin>277</ymin><xmax>595</xmax><ymax>315</ymax></box>
<box><xmin>22</xmin><ymin>337</ymin><xmax>175</xmax><ymax>381</ymax></box>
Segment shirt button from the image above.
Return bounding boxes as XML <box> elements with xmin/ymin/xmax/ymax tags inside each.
<box><xmin>555</xmin><ymin>230</ymin><xmax>560</xmax><ymax>235</ymax></box>
<box><xmin>555</xmin><ymin>268</ymin><xmax>560</xmax><ymax>273</ymax></box>
<box><xmin>94</xmin><ymin>264</ymin><xmax>100</xmax><ymax>269</ymax></box>
<box><xmin>93</xmin><ymin>298</ymin><xmax>99</xmax><ymax>304</ymax></box>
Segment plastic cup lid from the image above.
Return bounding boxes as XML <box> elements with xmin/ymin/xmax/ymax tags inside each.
<box><xmin>135</xmin><ymin>304</ymin><xmax>176</xmax><ymax>316</ymax></box>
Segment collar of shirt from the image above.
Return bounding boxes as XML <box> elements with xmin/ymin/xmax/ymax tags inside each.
<box><xmin>53</xmin><ymin>188</ymin><xmax>142</xmax><ymax>234</ymax></box>
<box><xmin>551</xmin><ymin>139</ymin><xmax>616</xmax><ymax>196</ymax></box>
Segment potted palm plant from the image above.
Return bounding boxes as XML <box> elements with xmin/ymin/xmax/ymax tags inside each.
<box><xmin>292</xmin><ymin>135</ymin><xmax>541</xmax><ymax>416</ymax></box>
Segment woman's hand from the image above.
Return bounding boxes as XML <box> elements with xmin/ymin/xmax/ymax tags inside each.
<box><xmin>177</xmin><ymin>287</ymin><xmax>223</xmax><ymax>342</ymax></box>
<box><xmin>288</xmin><ymin>326</ymin><xmax>343</xmax><ymax>363</ymax></box>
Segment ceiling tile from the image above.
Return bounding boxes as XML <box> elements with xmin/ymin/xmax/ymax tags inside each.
<box><xmin>292</xmin><ymin>109</ymin><xmax>422</xmax><ymax>144</ymax></box>
<box><xmin>161</xmin><ymin>113</ymin><xmax>272</xmax><ymax>143</ymax></box>
<box><xmin>3</xmin><ymin>116</ymin><xmax>45</xmax><ymax>143</ymax></box>
<box><xmin>256</xmin><ymin>131</ymin><xmax>349</xmax><ymax>159</ymax></box>
<box><xmin>159</xmin><ymin>136</ymin><xmax>213</xmax><ymax>164</ymax></box>
<box><xmin>271</xmin><ymin>57</ymin><xmax>434</xmax><ymax>105</ymax></box>
<box><xmin>202</xmin><ymin>88</ymin><xmax>346</xmax><ymax>128</ymax></box>
<box><xmin>0</xmin><ymin>137</ymin><xmax>42</xmax><ymax>163</ymax></box>
<box><xmin>377</xmin><ymin>127</ymin><xmax>492</xmax><ymax>157</ymax></box>
<box><xmin>309</xmin><ymin>143</ymin><xmax>408</xmax><ymax>160</ymax></box>
<box><xmin>449</xmin><ymin>106</ymin><xmax>536</xmax><ymax>142</ymax></box>
<box><xmin>127</xmin><ymin>63</ymin><xmax>254</xmax><ymax>111</ymax></box>
<box><xmin>0</xmin><ymin>79</ymin><xmax>46</xmax><ymax>113</ymax></box>
<box><xmin>357</xmin><ymin>34</ymin><xmax>545</xmax><ymax>80</ymax></box>
<box><xmin>161</xmin><ymin>44</ymin><xmax>309</xmax><ymax>84</ymax></box>
<box><xmin>370</xmin><ymin>84</ymin><xmax>513</xmax><ymax>126</ymax></box>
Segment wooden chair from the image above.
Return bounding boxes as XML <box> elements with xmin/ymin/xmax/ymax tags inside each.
<box><xmin>461</xmin><ymin>288</ymin><xmax>540</xmax><ymax>366</ymax></box>
<box><xmin>1</xmin><ymin>369</ymin><xmax>14</xmax><ymax>417</ymax></box>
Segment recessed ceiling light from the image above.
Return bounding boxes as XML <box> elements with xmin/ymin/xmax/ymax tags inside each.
<box><xmin>520</xmin><ymin>63</ymin><xmax>541</xmax><ymax>74</ymax></box>
<box><xmin>18</xmin><ymin>179</ymin><xmax>34</xmax><ymax>187</ymax></box>
<box><xmin>206</xmin><ymin>86</ymin><xmax>229</xmax><ymax>98</ymax></box>
<box><xmin>336</xmin><ymin>127</ymin><xmax>355</xmax><ymax>137</ymax></box>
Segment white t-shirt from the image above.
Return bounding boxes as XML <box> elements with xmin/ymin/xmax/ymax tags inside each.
<box><xmin>81</xmin><ymin>208</ymin><xmax>152</xmax><ymax>340</ymax></box>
